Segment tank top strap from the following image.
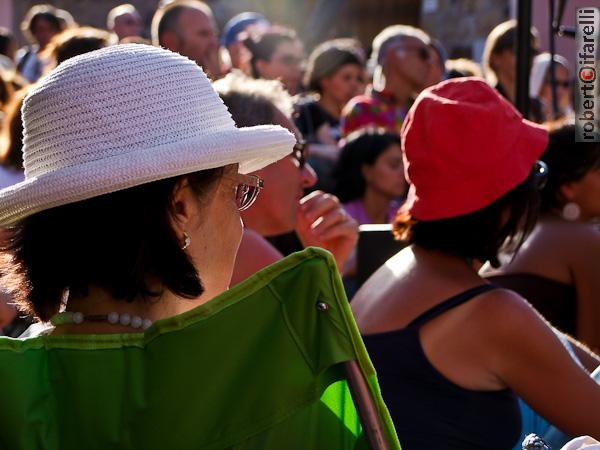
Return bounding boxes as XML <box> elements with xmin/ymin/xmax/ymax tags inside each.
<box><xmin>406</xmin><ymin>284</ymin><xmax>498</xmax><ymax>329</ymax></box>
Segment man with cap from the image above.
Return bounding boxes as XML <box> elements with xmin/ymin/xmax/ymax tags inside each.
<box><xmin>340</xmin><ymin>25</ymin><xmax>432</xmax><ymax>137</ymax></box>
<box><xmin>221</xmin><ymin>12</ymin><xmax>270</xmax><ymax>74</ymax></box>
<box><xmin>151</xmin><ymin>0</ymin><xmax>222</xmax><ymax>79</ymax></box>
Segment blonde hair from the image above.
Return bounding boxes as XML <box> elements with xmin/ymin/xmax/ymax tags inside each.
<box><xmin>481</xmin><ymin>20</ymin><xmax>539</xmax><ymax>86</ymax></box>
<box><xmin>445</xmin><ymin>58</ymin><xmax>483</xmax><ymax>78</ymax></box>
<box><xmin>482</xmin><ymin>20</ymin><xmax>516</xmax><ymax>85</ymax></box>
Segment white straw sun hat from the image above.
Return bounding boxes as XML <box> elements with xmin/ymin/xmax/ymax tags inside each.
<box><xmin>0</xmin><ymin>44</ymin><xmax>295</xmax><ymax>225</ymax></box>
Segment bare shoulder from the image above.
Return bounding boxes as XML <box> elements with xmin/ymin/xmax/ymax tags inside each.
<box><xmin>463</xmin><ymin>287</ymin><xmax>547</xmax><ymax>339</ymax></box>
<box><xmin>455</xmin><ymin>288</ymin><xmax>562</xmax><ymax>380</ymax></box>
<box><xmin>351</xmin><ymin>248</ymin><xmax>414</xmax><ymax>331</ymax></box>
<box><xmin>500</xmin><ymin>220</ymin><xmax>599</xmax><ymax>280</ymax></box>
<box><xmin>231</xmin><ymin>229</ymin><xmax>283</xmax><ymax>285</ymax></box>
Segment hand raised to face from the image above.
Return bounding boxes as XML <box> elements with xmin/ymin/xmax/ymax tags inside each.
<box><xmin>296</xmin><ymin>190</ymin><xmax>358</xmax><ymax>273</ymax></box>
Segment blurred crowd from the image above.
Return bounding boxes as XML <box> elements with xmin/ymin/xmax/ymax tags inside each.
<box><xmin>0</xmin><ymin>2</ymin><xmax>599</xmax><ymax>449</ymax></box>
<box><xmin>0</xmin><ymin>3</ymin><xmax>580</xmax><ymax>222</ymax></box>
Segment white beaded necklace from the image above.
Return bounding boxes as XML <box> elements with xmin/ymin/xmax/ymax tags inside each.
<box><xmin>50</xmin><ymin>311</ymin><xmax>153</xmax><ymax>330</ymax></box>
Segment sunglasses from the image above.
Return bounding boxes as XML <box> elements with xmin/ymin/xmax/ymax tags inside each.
<box><xmin>395</xmin><ymin>46</ymin><xmax>430</xmax><ymax>61</ymax></box>
<box><xmin>293</xmin><ymin>140</ymin><xmax>307</xmax><ymax>169</ymax></box>
<box><xmin>232</xmin><ymin>174</ymin><xmax>264</xmax><ymax>211</ymax></box>
<box><xmin>531</xmin><ymin>160</ymin><xmax>548</xmax><ymax>190</ymax></box>
<box><xmin>274</xmin><ymin>54</ymin><xmax>304</xmax><ymax>67</ymax></box>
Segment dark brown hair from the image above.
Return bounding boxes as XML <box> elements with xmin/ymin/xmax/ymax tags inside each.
<box><xmin>333</xmin><ymin>129</ymin><xmax>401</xmax><ymax>202</ymax></box>
<box><xmin>20</xmin><ymin>4</ymin><xmax>74</xmax><ymax>44</ymax></box>
<box><xmin>393</xmin><ymin>176</ymin><xmax>540</xmax><ymax>268</ymax></box>
<box><xmin>45</xmin><ymin>27</ymin><xmax>110</xmax><ymax>66</ymax></box>
<box><xmin>304</xmin><ymin>38</ymin><xmax>364</xmax><ymax>94</ymax></box>
<box><xmin>0</xmin><ymin>27</ymin><xmax>14</xmax><ymax>57</ymax></box>
<box><xmin>243</xmin><ymin>26</ymin><xmax>298</xmax><ymax>78</ymax></box>
<box><xmin>0</xmin><ymin>168</ymin><xmax>223</xmax><ymax>321</ymax></box>
<box><xmin>540</xmin><ymin>122</ymin><xmax>600</xmax><ymax>213</ymax></box>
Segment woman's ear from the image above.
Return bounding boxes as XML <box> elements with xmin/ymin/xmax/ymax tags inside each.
<box><xmin>170</xmin><ymin>177</ymin><xmax>194</xmax><ymax>234</ymax></box>
<box><xmin>319</xmin><ymin>75</ymin><xmax>331</xmax><ymax>94</ymax></box>
<box><xmin>254</xmin><ymin>59</ymin><xmax>268</xmax><ymax>78</ymax></box>
<box><xmin>559</xmin><ymin>180</ymin><xmax>578</xmax><ymax>203</ymax></box>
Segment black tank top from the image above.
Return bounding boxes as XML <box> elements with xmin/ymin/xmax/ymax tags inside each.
<box><xmin>362</xmin><ymin>284</ymin><xmax>521</xmax><ymax>450</ymax></box>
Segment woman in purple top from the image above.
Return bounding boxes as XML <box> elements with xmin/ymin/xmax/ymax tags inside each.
<box><xmin>333</xmin><ymin>129</ymin><xmax>407</xmax><ymax>225</ymax></box>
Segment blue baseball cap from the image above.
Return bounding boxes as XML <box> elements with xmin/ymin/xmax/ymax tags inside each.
<box><xmin>221</xmin><ymin>12</ymin><xmax>270</xmax><ymax>47</ymax></box>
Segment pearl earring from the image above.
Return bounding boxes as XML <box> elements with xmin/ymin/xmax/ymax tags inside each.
<box><xmin>181</xmin><ymin>231</ymin><xmax>191</xmax><ymax>250</ymax></box>
<box><xmin>561</xmin><ymin>202</ymin><xmax>581</xmax><ymax>221</ymax></box>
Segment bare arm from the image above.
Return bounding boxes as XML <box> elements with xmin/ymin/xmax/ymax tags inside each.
<box><xmin>481</xmin><ymin>290</ymin><xmax>600</xmax><ymax>438</ymax></box>
<box><xmin>562</xmin><ymin>332</ymin><xmax>600</xmax><ymax>373</ymax></box>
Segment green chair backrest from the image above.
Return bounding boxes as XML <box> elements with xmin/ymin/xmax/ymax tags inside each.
<box><xmin>0</xmin><ymin>247</ymin><xmax>400</xmax><ymax>450</ymax></box>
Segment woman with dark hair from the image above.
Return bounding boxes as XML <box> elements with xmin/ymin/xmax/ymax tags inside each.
<box><xmin>333</xmin><ymin>129</ymin><xmax>406</xmax><ymax>224</ymax></box>
<box><xmin>16</xmin><ymin>4</ymin><xmax>75</xmax><ymax>82</ymax></box>
<box><xmin>352</xmin><ymin>78</ymin><xmax>600</xmax><ymax>449</ymax></box>
<box><xmin>294</xmin><ymin>39</ymin><xmax>365</xmax><ymax>192</ymax></box>
<box><xmin>0</xmin><ymin>43</ymin><xmax>293</xmax><ymax>332</ymax></box>
<box><xmin>296</xmin><ymin>39</ymin><xmax>365</xmax><ymax>145</ymax></box>
<box><xmin>487</xmin><ymin>122</ymin><xmax>600</xmax><ymax>350</ymax></box>
<box><xmin>243</xmin><ymin>26</ymin><xmax>304</xmax><ymax>95</ymax></box>
<box><xmin>0</xmin><ymin>44</ymin><xmax>397</xmax><ymax>450</ymax></box>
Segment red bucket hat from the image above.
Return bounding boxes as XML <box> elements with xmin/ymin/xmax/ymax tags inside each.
<box><xmin>400</xmin><ymin>77</ymin><xmax>548</xmax><ymax>221</ymax></box>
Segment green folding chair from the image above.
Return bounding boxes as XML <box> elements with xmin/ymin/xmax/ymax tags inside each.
<box><xmin>0</xmin><ymin>247</ymin><xmax>400</xmax><ymax>450</ymax></box>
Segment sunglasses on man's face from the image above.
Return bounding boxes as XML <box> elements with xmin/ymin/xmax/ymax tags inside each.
<box><xmin>395</xmin><ymin>45</ymin><xmax>430</xmax><ymax>62</ymax></box>
<box><xmin>274</xmin><ymin>54</ymin><xmax>304</xmax><ymax>67</ymax></box>
<box><xmin>232</xmin><ymin>174</ymin><xmax>264</xmax><ymax>211</ymax></box>
<box><xmin>292</xmin><ymin>140</ymin><xmax>307</xmax><ymax>169</ymax></box>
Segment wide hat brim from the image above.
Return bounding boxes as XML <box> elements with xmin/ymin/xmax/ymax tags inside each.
<box><xmin>0</xmin><ymin>124</ymin><xmax>294</xmax><ymax>226</ymax></box>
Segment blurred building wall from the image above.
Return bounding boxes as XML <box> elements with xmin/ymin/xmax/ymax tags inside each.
<box><xmin>0</xmin><ymin>0</ymin><xmax>13</xmax><ymax>30</ymax></box>
<box><xmin>8</xmin><ymin>0</ymin><xmax>421</xmax><ymax>52</ymax></box>
<box><xmin>420</xmin><ymin>0</ymin><xmax>510</xmax><ymax>61</ymax></box>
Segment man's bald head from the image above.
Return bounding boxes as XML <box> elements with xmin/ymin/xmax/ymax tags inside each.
<box><xmin>151</xmin><ymin>0</ymin><xmax>214</xmax><ymax>47</ymax></box>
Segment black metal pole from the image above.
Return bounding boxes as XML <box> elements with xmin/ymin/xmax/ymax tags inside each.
<box><xmin>549</xmin><ymin>0</ymin><xmax>559</xmax><ymax>119</ymax></box>
<box><xmin>516</xmin><ymin>0</ymin><xmax>532</xmax><ymax>118</ymax></box>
